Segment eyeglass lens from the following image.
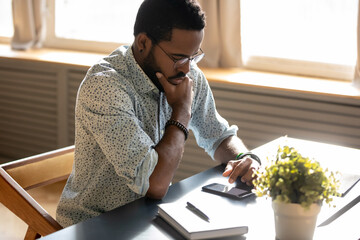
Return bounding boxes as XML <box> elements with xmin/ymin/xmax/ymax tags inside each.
<box><xmin>175</xmin><ymin>52</ymin><xmax>204</xmax><ymax>68</ymax></box>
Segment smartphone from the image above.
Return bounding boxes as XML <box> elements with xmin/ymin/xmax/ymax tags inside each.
<box><xmin>202</xmin><ymin>183</ymin><xmax>254</xmax><ymax>199</ymax></box>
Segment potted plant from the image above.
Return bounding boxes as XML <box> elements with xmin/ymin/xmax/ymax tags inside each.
<box><xmin>253</xmin><ymin>145</ymin><xmax>340</xmax><ymax>240</ymax></box>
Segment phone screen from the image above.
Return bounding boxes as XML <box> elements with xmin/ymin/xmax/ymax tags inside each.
<box><xmin>202</xmin><ymin>183</ymin><xmax>254</xmax><ymax>199</ymax></box>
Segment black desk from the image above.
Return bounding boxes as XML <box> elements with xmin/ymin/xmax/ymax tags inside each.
<box><xmin>43</xmin><ymin>138</ymin><xmax>360</xmax><ymax>239</ymax></box>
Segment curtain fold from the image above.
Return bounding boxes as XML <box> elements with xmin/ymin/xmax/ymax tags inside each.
<box><xmin>354</xmin><ymin>0</ymin><xmax>360</xmax><ymax>88</ymax></box>
<box><xmin>197</xmin><ymin>0</ymin><xmax>242</xmax><ymax>68</ymax></box>
<box><xmin>11</xmin><ymin>0</ymin><xmax>46</xmax><ymax>50</ymax></box>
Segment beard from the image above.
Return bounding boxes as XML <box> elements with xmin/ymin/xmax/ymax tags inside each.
<box><xmin>142</xmin><ymin>48</ymin><xmax>164</xmax><ymax>92</ymax></box>
<box><xmin>141</xmin><ymin>48</ymin><xmax>187</xmax><ymax>92</ymax></box>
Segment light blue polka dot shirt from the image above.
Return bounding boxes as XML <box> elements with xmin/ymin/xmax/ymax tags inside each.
<box><xmin>56</xmin><ymin>45</ymin><xmax>238</xmax><ymax>227</ymax></box>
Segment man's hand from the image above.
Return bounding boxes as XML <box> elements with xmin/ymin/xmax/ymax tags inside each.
<box><xmin>156</xmin><ymin>72</ymin><xmax>193</xmax><ymax>120</ymax></box>
<box><xmin>147</xmin><ymin>73</ymin><xmax>193</xmax><ymax>199</ymax></box>
<box><xmin>222</xmin><ymin>157</ymin><xmax>260</xmax><ymax>186</ymax></box>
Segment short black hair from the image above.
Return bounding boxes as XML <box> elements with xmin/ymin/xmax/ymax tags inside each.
<box><xmin>134</xmin><ymin>0</ymin><xmax>206</xmax><ymax>43</ymax></box>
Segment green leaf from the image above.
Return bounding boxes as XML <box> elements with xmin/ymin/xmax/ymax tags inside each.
<box><xmin>253</xmin><ymin>145</ymin><xmax>340</xmax><ymax>208</ymax></box>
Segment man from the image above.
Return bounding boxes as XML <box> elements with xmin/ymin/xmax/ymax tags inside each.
<box><xmin>56</xmin><ymin>0</ymin><xmax>260</xmax><ymax>227</ymax></box>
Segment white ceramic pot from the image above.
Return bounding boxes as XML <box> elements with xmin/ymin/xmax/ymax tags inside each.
<box><xmin>272</xmin><ymin>201</ymin><xmax>321</xmax><ymax>240</ymax></box>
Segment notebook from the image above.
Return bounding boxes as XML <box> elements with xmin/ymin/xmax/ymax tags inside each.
<box><xmin>158</xmin><ymin>200</ymin><xmax>248</xmax><ymax>239</ymax></box>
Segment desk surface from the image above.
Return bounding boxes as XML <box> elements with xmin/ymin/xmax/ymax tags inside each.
<box><xmin>43</xmin><ymin>137</ymin><xmax>360</xmax><ymax>239</ymax></box>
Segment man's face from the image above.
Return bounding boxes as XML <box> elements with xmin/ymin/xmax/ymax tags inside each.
<box><xmin>142</xmin><ymin>28</ymin><xmax>204</xmax><ymax>91</ymax></box>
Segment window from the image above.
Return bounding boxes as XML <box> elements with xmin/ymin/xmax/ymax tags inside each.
<box><xmin>46</xmin><ymin>0</ymin><xmax>143</xmax><ymax>52</ymax></box>
<box><xmin>1</xmin><ymin>0</ymin><xmax>359</xmax><ymax>84</ymax></box>
<box><xmin>0</xmin><ymin>0</ymin><xmax>13</xmax><ymax>40</ymax></box>
<box><xmin>241</xmin><ymin>0</ymin><xmax>358</xmax><ymax>81</ymax></box>
<box><xmin>0</xmin><ymin>0</ymin><xmax>142</xmax><ymax>52</ymax></box>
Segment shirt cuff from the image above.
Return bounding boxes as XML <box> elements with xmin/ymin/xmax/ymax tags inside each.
<box><xmin>128</xmin><ymin>149</ymin><xmax>158</xmax><ymax>195</ymax></box>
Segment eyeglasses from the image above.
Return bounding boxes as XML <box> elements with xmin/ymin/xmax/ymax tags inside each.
<box><xmin>155</xmin><ymin>43</ymin><xmax>205</xmax><ymax>69</ymax></box>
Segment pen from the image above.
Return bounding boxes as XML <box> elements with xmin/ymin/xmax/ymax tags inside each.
<box><xmin>186</xmin><ymin>202</ymin><xmax>210</xmax><ymax>222</ymax></box>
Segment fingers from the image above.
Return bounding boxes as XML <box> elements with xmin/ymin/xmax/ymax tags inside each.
<box><xmin>156</xmin><ymin>72</ymin><xmax>172</xmax><ymax>92</ymax></box>
<box><xmin>224</xmin><ymin>157</ymin><xmax>258</xmax><ymax>185</ymax></box>
<box><xmin>155</xmin><ymin>72</ymin><xmax>192</xmax><ymax>92</ymax></box>
<box><xmin>222</xmin><ymin>161</ymin><xmax>234</xmax><ymax>177</ymax></box>
<box><xmin>228</xmin><ymin>158</ymin><xmax>252</xmax><ymax>183</ymax></box>
<box><xmin>241</xmin><ymin>168</ymin><xmax>256</xmax><ymax>186</ymax></box>
<box><xmin>155</xmin><ymin>72</ymin><xmax>164</xmax><ymax>80</ymax></box>
<box><xmin>156</xmin><ymin>72</ymin><xmax>193</xmax><ymax>114</ymax></box>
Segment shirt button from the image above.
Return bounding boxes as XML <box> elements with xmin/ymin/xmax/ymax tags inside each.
<box><xmin>161</xmin><ymin>130</ymin><xmax>164</xmax><ymax>135</ymax></box>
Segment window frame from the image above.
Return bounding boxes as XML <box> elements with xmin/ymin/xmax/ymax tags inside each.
<box><xmin>0</xmin><ymin>37</ymin><xmax>11</xmax><ymax>44</ymax></box>
<box><xmin>243</xmin><ymin>56</ymin><xmax>355</xmax><ymax>82</ymax></box>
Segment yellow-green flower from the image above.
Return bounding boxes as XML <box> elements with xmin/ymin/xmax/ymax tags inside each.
<box><xmin>253</xmin><ymin>146</ymin><xmax>340</xmax><ymax>209</ymax></box>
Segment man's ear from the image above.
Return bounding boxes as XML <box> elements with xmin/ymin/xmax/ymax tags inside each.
<box><xmin>134</xmin><ymin>33</ymin><xmax>153</xmax><ymax>55</ymax></box>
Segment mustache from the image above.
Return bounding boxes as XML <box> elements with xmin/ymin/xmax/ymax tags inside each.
<box><xmin>168</xmin><ymin>72</ymin><xmax>186</xmax><ymax>80</ymax></box>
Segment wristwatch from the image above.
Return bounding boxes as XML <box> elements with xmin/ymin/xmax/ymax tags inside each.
<box><xmin>236</xmin><ymin>152</ymin><xmax>261</xmax><ymax>165</ymax></box>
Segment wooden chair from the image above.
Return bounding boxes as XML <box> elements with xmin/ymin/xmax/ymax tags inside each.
<box><xmin>0</xmin><ymin>145</ymin><xmax>74</xmax><ymax>240</ymax></box>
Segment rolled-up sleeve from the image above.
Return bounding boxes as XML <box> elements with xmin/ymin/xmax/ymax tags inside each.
<box><xmin>189</xmin><ymin>69</ymin><xmax>238</xmax><ymax>160</ymax></box>
<box><xmin>78</xmin><ymin>72</ymin><xmax>158</xmax><ymax>195</ymax></box>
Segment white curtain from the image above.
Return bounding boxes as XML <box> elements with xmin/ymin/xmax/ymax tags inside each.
<box><xmin>354</xmin><ymin>0</ymin><xmax>360</xmax><ymax>88</ymax></box>
<box><xmin>11</xmin><ymin>0</ymin><xmax>46</xmax><ymax>50</ymax></box>
<box><xmin>197</xmin><ymin>0</ymin><xmax>242</xmax><ymax>68</ymax></box>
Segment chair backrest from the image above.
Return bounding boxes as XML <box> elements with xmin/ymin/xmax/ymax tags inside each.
<box><xmin>0</xmin><ymin>145</ymin><xmax>74</xmax><ymax>240</ymax></box>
